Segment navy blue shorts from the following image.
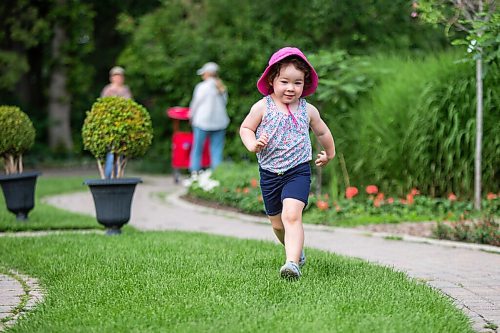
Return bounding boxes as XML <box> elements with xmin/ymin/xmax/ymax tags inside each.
<box><xmin>259</xmin><ymin>162</ymin><xmax>311</xmax><ymax>216</ymax></box>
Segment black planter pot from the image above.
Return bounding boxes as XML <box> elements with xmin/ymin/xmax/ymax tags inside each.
<box><xmin>0</xmin><ymin>171</ymin><xmax>41</xmax><ymax>221</ymax></box>
<box><xmin>84</xmin><ymin>178</ymin><xmax>142</xmax><ymax>235</ymax></box>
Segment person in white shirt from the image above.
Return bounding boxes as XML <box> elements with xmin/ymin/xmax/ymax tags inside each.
<box><xmin>188</xmin><ymin>62</ymin><xmax>229</xmax><ymax>178</ymax></box>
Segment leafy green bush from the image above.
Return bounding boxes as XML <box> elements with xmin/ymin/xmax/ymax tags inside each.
<box><xmin>433</xmin><ymin>216</ymin><xmax>500</xmax><ymax>247</ymax></box>
<box><xmin>0</xmin><ymin>105</ymin><xmax>35</xmax><ymax>174</ymax></box>
<box><xmin>82</xmin><ymin>97</ymin><xmax>153</xmax><ymax>178</ymax></box>
<box><xmin>434</xmin><ymin>195</ymin><xmax>500</xmax><ymax>246</ymax></box>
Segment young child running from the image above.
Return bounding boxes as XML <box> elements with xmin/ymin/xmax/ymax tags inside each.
<box><xmin>240</xmin><ymin>47</ymin><xmax>335</xmax><ymax>279</ymax></box>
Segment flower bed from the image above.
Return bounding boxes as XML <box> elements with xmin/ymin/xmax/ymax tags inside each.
<box><xmin>187</xmin><ymin>162</ymin><xmax>499</xmax><ymax>245</ymax></box>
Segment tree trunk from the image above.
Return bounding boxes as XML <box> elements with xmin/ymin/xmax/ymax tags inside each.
<box><xmin>474</xmin><ymin>58</ymin><xmax>483</xmax><ymax>210</ymax></box>
<box><xmin>48</xmin><ymin>24</ymin><xmax>73</xmax><ymax>151</ymax></box>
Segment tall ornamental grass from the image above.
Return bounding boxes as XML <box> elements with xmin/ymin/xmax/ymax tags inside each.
<box><xmin>344</xmin><ymin>53</ymin><xmax>499</xmax><ymax>198</ymax></box>
<box><xmin>404</xmin><ymin>61</ymin><xmax>499</xmax><ymax>198</ymax></box>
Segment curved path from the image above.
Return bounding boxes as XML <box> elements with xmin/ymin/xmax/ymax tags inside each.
<box><xmin>0</xmin><ymin>272</ymin><xmax>43</xmax><ymax>332</ymax></box>
<box><xmin>3</xmin><ymin>175</ymin><xmax>499</xmax><ymax>332</ymax></box>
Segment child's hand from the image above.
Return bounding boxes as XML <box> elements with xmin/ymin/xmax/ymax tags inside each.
<box><xmin>253</xmin><ymin>133</ymin><xmax>268</xmax><ymax>153</ymax></box>
<box><xmin>315</xmin><ymin>150</ymin><xmax>330</xmax><ymax>167</ymax></box>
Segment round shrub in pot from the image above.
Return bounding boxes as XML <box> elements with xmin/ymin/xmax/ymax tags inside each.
<box><xmin>0</xmin><ymin>106</ymin><xmax>39</xmax><ymax>220</ymax></box>
<box><xmin>82</xmin><ymin>97</ymin><xmax>153</xmax><ymax>234</ymax></box>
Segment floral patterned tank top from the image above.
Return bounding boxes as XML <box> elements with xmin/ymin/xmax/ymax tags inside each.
<box><xmin>256</xmin><ymin>95</ymin><xmax>312</xmax><ymax>174</ymax></box>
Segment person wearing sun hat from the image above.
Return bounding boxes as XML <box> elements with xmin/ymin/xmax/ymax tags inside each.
<box><xmin>240</xmin><ymin>46</ymin><xmax>335</xmax><ymax>280</ymax></box>
<box><xmin>186</xmin><ymin>61</ymin><xmax>229</xmax><ymax>185</ymax></box>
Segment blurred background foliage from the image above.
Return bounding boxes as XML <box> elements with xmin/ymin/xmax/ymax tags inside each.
<box><xmin>0</xmin><ymin>0</ymin><xmax>498</xmax><ymax>198</ymax></box>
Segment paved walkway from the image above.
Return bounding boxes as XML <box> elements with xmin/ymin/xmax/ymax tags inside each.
<box><xmin>0</xmin><ymin>272</ymin><xmax>43</xmax><ymax>331</ymax></box>
<box><xmin>2</xmin><ymin>175</ymin><xmax>500</xmax><ymax>332</ymax></box>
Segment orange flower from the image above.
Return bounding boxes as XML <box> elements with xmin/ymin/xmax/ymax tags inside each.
<box><xmin>448</xmin><ymin>193</ymin><xmax>457</xmax><ymax>201</ymax></box>
<box><xmin>376</xmin><ymin>192</ymin><xmax>385</xmax><ymax>201</ymax></box>
<box><xmin>316</xmin><ymin>200</ymin><xmax>329</xmax><ymax>211</ymax></box>
<box><xmin>486</xmin><ymin>192</ymin><xmax>497</xmax><ymax>200</ymax></box>
<box><xmin>410</xmin><ymin>188</ymin><xmax>420</xmax><ymax>196</ymax></box>
<box><xmin>366</xmin><ymin>185</ymin><xmax>378</xmax><ymax>195</ymax></box>
<box><xmin>406</xmin><ymin>194</ymin><xmax>414</xmax><ymax>205</ymax></box>
<box><xmin>235</xmin><ymin>188</ymin><xmax>241</xmax><ymax>193</ymax></box>
<box><xmin>373</xmin><ymin>199</ymin><xmax>382</xmax><ymax>207</ymax></box>
<box><xmin>346</xmin><ymin>186</ymin><xmax>358</xmax><ymax>199</ymax></box>
<box><xmin>334</xmin><ymin>202</ymin><xmax>342</xmax><ymax>212</ymax></box>
<box><xmin>243</xmin><ymin>187</ymin><xmax>250</xmax><ymax>194</ymax></box>
<box><xmin>258</xmin><ymin>195</ymin><xmax>263</xmax><ymax>203</ymax></box>
<box><xmin>387</xmin><ymin>197</ymin><xmax>394</xmax><ymax>204</ymax></box>
<box><xmin>250</xmin><ymin>178</ymin><xmax>258</xmax><ymax>188</ymax></box>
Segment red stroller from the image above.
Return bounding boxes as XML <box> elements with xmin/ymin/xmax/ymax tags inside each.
<box><xmin>166</xmin><ymin>107</ymin><xmax>210</xmax><ymax>183</ymax></box>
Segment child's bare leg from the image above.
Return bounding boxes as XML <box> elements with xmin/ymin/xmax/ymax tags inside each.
<box><xmin>281</xmin><ymin>198</ymin><xmax>305</xmax><ymax>263</ymax></box>
<box><xmin>268</xmin><ymin>214</ymin><xmax>285</xmax><ymax>245</ymax></box>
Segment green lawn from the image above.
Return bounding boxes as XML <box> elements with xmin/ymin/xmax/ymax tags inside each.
<box><xmin>0</xmin><ymin>232</ymin><xmax>473</xmax><ymax>333</ymax></box>
<box><xmin>0</xmin><ymin>176</ymin><xmax>100</xmax><ymax>232</ymax></box>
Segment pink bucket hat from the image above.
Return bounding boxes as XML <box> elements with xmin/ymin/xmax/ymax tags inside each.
<box><xmin>257</xmin><ymin>47</ymin><xmax>319</xmax><ymax>97</ymax></box>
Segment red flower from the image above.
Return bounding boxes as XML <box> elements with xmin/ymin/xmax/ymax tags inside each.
<box><xmin>373</xmin><ymin>199</ymin><xmax>382</xmax><ymax>207</ymax></box>
<box><xmin>486</xmin><ymin>192</ymin><xmax>497</xmax><ymax>200</ymax></box>
<box><xmin>345</xmin><ymin>186</ymin><xmax>359</xmax><ymax>199</ymax></box>
<box><xmin>366</xmin><ymin>185</ymin><xmax>378</xmax><ymax>195</ymax></box>
<box><xmin>387</xmin><ymin>197</ymin><xmax>394</xmax><ymax>204</ymax></box>
<box><xmin>243</xmin><ymin>187</ymin><xmax>249</xmax><ymax>194</ymax></box>
<box><xmin>376</xmin><ymin>192</ymin><xmax>385</xmax><ymax>201</ymax></box>
<box><xmin>250</xmin><ymin>178</ymin><xmax>258</xmax><ymax>188</ymax></box>
<box><xmin>410</xmin><ymin>188</ymin><xmax>420</xmax><ymax>196</ymax></box>
<box><xmin>316</xmin><ymin>200</ymin><xmax>329</xmax><ymax>211</ymax></box>
<box><xmin>448</xmin><ymin>193</ymin><xmax>457</xmax><ymax>201</ymax></box>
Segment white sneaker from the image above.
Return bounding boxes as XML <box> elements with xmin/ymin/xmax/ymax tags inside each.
<box><xmin>280</xmin><ymin>261</ymin><xmax>301</xmax><ymax>280</ymax></box>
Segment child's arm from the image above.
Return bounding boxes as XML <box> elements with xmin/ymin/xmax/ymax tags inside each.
<box><xmin>240</xmin><ymin>100</ymin><xmax>269</xmax><ymax>153</ymax></box>
<box><xmin>308</xmin><ymin>104</ymin><xmax>336</xmax><ymax>167</ymax></box>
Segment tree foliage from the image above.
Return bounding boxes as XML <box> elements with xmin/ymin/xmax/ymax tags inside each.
<box><xmin>118</xmin><ymin>0</ymin><xmax>447</xmax><ymax>162</ymax></box>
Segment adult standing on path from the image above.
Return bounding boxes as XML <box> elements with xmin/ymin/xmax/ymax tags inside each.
<box><xmin>100</xmin><ymin>66</ymin><xmax>133</xmax><ymax>179</ymax></box>
<box><xmin>187</xmin><ymin>62</ymin><xmax>229</xmax><ymax>182</ymax></box>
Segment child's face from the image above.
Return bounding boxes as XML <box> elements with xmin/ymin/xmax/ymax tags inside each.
<box><xmin>270</xmin><ymin>63</ymin><xmax>305</xmax><ymax>105</ymax></box>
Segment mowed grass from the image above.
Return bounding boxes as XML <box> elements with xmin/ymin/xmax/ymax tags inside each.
<box><xmin>0</xmin><ymin>232</ymin><xmax>473</xmax><ymax>333</ymax></box>
<box><xmin>0</xmin><ymin>176</ymin><xmax>99</xmax><ymax>232</ymax></box>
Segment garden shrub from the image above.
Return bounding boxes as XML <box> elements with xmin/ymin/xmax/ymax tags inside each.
<box><xmin>0</xmin><ymin>105</ymin><xmax>36</xmax><ymax>174</ymax></box>
<box><xmin>82</xmin><ymin>96</ymin><xmax>153</xmax><ymax>177</ymax></box>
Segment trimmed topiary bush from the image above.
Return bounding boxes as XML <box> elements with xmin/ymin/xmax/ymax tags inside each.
<box><xmin>0</xmin><ymin>106</ymin><xmax>36</xmax><ymax>175</ymax></box>
<box><xmin>82</xmin><ymin>97</ymin><xmax>153</xmax><ymax>179</ymax></box>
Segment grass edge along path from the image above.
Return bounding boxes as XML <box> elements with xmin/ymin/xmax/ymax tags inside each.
<box><xmin>0</xmin><ymin>231</ymin><xmax>474</xmax><ymax>333</ymax></box>
<box><xmin>0</xmin><ymin>269</ymin><xmax>30</xmax><ymax>325</ymax></box>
